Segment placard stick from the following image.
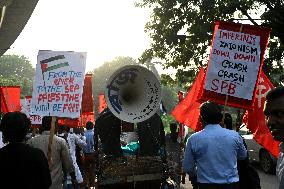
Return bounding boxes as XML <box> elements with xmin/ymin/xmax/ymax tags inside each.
<box><xmin>222</xmin><ymin>24</ymin><xmax>243</xmax><ymax>126</ymax></box>
<box><xmin>222</xmin><ymin>95</ymin><xmax>229</xmax><ymax>126</ymax></box>
<box><xmin>47</xmin><ymin>116</ymin><xmax>56</xmax><ymax>169</ymax></box>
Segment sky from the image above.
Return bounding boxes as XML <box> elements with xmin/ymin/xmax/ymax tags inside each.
<box><xmin>5</xmin><ymin>0</ymin><xmax>152</xmax><ymax>72</ymax></box>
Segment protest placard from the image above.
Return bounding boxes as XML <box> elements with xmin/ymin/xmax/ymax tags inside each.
<box><xmin>199</xmin><ymin>21</ymin><xmax>271</xmax><ymax>110</ymax></box>
<box><xmin>205</xmin><ymin>28</ymin><xmax>261</xmax><ymax>100</ymax></box>
<box><xmin>30</xmin><ymin>50</ymin><xmax>87</xmax><ymax>118</ymax></box>
<box><xmin>21</xmin><ymin>96</ymin><xmax>43</xmax><ymax>124</ymax></box>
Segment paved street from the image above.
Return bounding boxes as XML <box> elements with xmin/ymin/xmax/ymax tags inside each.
<box><xmin>179</xmin><ymin>163</ymin><xmax>279</xmax><ymax>189</ymax></box>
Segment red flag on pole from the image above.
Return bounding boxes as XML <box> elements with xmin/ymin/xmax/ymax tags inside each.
<box><xmin>81</xmin><ymin>74</ymin><xmax>94</xmax><ymax>113</ymax></box>
<box><xmin>171</xmin><ymin>68</ymin><xmax>205</xmax><ymax>131</ymax></box>
<box><xmin>243</xmin><ymin>70</ymin><xmax>280</xmax><ymax>158</ymax></box>
<box><xmin>0</xmin><ymin>86</ymin><xmax>21</xmax><ymax>113</ymax></box>
<box><xmin>98</xmin><ymin>93</ymin><xmax>107</xmax><ymax>114</ymax></box>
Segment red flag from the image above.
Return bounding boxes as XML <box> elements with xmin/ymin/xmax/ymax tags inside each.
<box><xmin>0</xmin><ymin>86</ymin><xmax>21</xmax><ymax>113</ymax></box>
<box><xmin>243</xmin><ymin>70</ymin><xmax>280</xmax><ymax>158</ymax></box>
<box><xmin>171</xmin><ymin>68</ymin><xmax>205</xmax><ymax>131</ymax></box>
<box><xmin>81</xmin><ymin>74</ymin><xmax>94</xmax><ymax>113</ymax></box>
<box><xmin>98</xmin><ymin>93</ymin><xmax>107</xmax><ymax>114</ymax></box>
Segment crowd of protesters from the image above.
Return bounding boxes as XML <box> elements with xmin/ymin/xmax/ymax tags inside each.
<box><xmin>0</xmin><ymin>86</ymin><xmax>283</xmax><ymax>189</ymax></box>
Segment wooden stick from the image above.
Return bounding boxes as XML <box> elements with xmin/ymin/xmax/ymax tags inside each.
<box><xmin>47</xmin><ymin>116</ymin><xmax>56</xmax><ymax>169</ymax></box>
<box><xmin>222</xmin><ymin>95</ymin><xmax>229</xmax><ymax>126</ymax></box>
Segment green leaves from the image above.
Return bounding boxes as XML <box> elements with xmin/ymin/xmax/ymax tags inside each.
<box><xmin>136</xmin><ymin>0</ymin><xmax>284</xmax><ymax>85</ymax></box>
<box><xmin>0</xmin><ymin>55</ymin><xmax>35</xmax><ymax>98</ymax></box>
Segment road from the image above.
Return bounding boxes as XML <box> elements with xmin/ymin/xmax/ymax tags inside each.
<box><xmin>179</xmin><ymin>163</ymin><xmax>278</xmax><ymax>189</ymax></box>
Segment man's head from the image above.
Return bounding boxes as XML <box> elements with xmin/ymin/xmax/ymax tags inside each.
<box><xmin>169</xmin><ymin>122</ymin><xmax>177</xmax><ymax>133</ymax></box>
<box><xmin>86</xmin><ymin>121</ymin><xmax>94</xmax><ymax>130</ymax></box>
<box><xmin>200</xmin><ymin>101</ymin><xmax>223</xmax><ymax>125</ymax></box>
<box><xmin>264</xmin><ymin>86</ymin><xmax>284</xmax><ymax>142</ymax></box>
<box><xmin>40</xmin><ymin>116</ymin><xmax>52</xmax><ymax>133</ymax></box>
<box><xmin>0</xmin><ymin>112</ymin><xmax>31</xmax><ymax>143</ymax></box>
<box><xmin>224</xmin><ymin>113</ymin><xmax>233</xmax><ymax>130</ymax></box>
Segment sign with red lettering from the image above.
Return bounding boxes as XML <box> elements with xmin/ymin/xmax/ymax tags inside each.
<box><xmin>199</xmin><ymin>21</ymin><xmax>271</xmax><ymax>110</ymax></box>
<box><xmin>205</xmin><ymin>27</ymin><xmax>260</xmax><ymax>100</ymax></box>
<box><xmin>31</xmin><ymin>50</ymin><xmax>87</xmax><ymax>118</ymax></box>
<box><xmin>21</xmin><ymin>96</ymin><xmax>43</xmax><ymax>125</ymax></box>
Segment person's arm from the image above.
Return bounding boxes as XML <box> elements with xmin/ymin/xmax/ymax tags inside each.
<box><xmin>61</xmin><ymin>139</ymin><xmax>75</xmax><ymax>173</ymax></box>
<box><xmin>182</xmin><ymin>138</ymin><xmax>196</xmax><ymax>177</ymax></box>
<box><xmin>237</xmin><ymin>134</ymin><xmax>248</xmax><ymax>160</ymax></box>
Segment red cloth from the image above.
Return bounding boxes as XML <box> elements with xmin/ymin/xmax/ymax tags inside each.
<box><xmin>98</xmin><ymin>93</ymin><xmax>107</xmax><ymax>114</ymax></box>
<box><xmin>81</xmin><ymin>74</ymin><xmax>94</xmax><ymax>113</ymax></box>
<box><xmin>171</xmin><ymin>68</ymin><xmax>205</xmax><ymax>131</ymax></box>
<box><xmin>199</xmin><ymin>21</ymin><xmax>271</xmax><ymax>110</ymax></box>
<box><xmin>0</xmin><ymin>86</ymin><xmax>21</xmax><ymax>113</ymax></box>
<box><xmin>243</xmin><ymin>70</ymin><xmax>280</xmax><ymax>158</ymax></box>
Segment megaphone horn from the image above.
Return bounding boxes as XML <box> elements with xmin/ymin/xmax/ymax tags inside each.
<box><xmin>105</xmin><ymin>65</ymin><xmax>161</xmax><ymax>123</ymax></box>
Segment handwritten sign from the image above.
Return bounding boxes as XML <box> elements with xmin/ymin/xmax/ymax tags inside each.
<box><xmin>21</xmin><ymin>96</ymin><xmax>43</xmax><ymax>125</ymax></box>
<box><xmin>31</xmin><ymin>51</ymin><xmax>87</xmax><ymax>118</ymax></box>
<box><xmin>205</xmin><ymin>29</ymin><xmax>261</xmax><ymax>100</ymax></box>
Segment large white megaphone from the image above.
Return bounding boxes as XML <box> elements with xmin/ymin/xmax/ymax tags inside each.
<box><xmin>105</xmin><ymin>65</ymin><xmax>161</xmax><ymax>123</ymax></box>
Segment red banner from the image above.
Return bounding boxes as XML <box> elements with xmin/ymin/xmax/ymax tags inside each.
<box><xmin>199</xmin><ymin>21</ymin><xmax>271</xmax><ymax>110</ymax></box>
<box><xmin>81</xmin><ymin>74</ymin><xmax>94</xmax><ymax>113</ymax></box>
<box><xmin>98</xmin><ymin>93</ymin><xmax>107</xmax><ymax>114</ymax></box>
<box><xmin>57</xmin><ymin>112</ymin><xmax>95</xmax><ymax>128</ymax></box>
<box><xmin>171</xmin><ymin>68</ymin><xmax>205</xmax><ymax>131</ymax></box>
<box><xmin>243</xmin><ymin>70</ymin><xmax>280</xmax><ymax>158</ymax></box>
<box><xmin>0</xmin><ymin>86</ymin><xmax>21</xmax><ymax>113</ymax></box>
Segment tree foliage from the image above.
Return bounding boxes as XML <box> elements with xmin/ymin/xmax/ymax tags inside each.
<box><xmin>0</xmin><ymin>55</ymin><xmax>35</xmax><ymax>98</ymax></box>
<box><xmin>136</xmin><ymin>0</ymin><xmax>284</xmax><ymax>86</ymax></box>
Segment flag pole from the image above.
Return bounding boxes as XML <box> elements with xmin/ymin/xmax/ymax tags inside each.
<box><xmin>47</xmin><ymin>116</ymin><xmax>56</xmax><ymax>169</ymax></box>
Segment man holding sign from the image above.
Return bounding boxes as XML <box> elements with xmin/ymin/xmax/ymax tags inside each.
<box><xmin>183</xmin><ymin>101</ymin><xmax>247</xmax><ymax>189</ymax></box>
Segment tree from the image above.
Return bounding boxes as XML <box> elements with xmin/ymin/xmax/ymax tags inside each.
<box><xmin>136</xmin><ymin>0</ymin><xmax>284</xmax><ymax>86</ymax></box>
<box><xmin>0</xmin><ymin>55</ymin><xmax>35</xmax><ymax>98</ymax></box>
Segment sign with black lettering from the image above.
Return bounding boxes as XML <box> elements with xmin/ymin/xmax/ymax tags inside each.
<box><xmin>205</xmin><ymin>29</ymin><xmax>261</xmax><ymax>100</ymax></box>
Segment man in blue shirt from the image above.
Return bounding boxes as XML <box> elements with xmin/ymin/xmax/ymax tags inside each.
<box><xmin>83</xmin><ymin>121</ymin><xmax>96</xmax><ymax>188</ymax></box>
<box><xmin>264</xmin><ymin>87</ymin><xmax>284</xmax><ymax>189</ymax></box>
<box><xmin>183</xmin><ymin>101</ymin><xmax>247</xmax><ymax>189</ymax></box>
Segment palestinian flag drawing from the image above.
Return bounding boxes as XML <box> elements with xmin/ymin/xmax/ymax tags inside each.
<box><xmin>40</xmin><ymin>55</ymin><xmax>70</xmax><ymax>74</ymax></box>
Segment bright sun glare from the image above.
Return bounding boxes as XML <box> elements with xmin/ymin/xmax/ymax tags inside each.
<box><xmin>5</xmin><ymin>0</ymin><xmax>151</xmax><ymax>72</ymax></box>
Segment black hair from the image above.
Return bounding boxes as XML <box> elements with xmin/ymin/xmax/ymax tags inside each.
<box><xmin>0</xmin><ymin>112</ymin><xmax>31</xmax><ymax>143</ymax></box>
<box><xmin>40</xmin><ymin>116</ymin><xmax>52</xmax><ymax>133</ymax></box>
<box><xmin>224</xmin><ymin>113</ymin><xmax>233</xmax><ymax>130</ymax></box>
<box><xmin>86</xmin><ymin>121</ymin><xmax>94</xmax><ymax>130</ymax></box>
<box><xmin>266</xmin><ymin>86</ymin><xmax>284</xmax><ymax>102</ymax></box>
<box><xmin>169</xmin><ymin>122</ymin><xmax>178</xmax><ymax>142</ymax></box>
<box><xmin>200</xmin><ymin>101</ymin><xmax>223</xmax><ymax>124</ymax></box>
<box><xmin>170</xmin><ymin>122</ymin><xmax>177</xmax><ymax>132</ymax></box>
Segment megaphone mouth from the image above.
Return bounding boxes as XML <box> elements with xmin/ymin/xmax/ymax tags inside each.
<box><xmin>120</xmin><ymin>87</ymin><xmax>140</xmax><ymax>105</ymax></box>
<box><xmin>105</xmin><ymin>65</ymin><xmax>161</xmax><ymax>123</ymax></box>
